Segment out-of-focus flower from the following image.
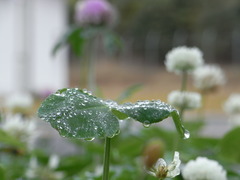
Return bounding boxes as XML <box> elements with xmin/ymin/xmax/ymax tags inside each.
<box><xmin>75</xmin><ymin>0</ymin><xmax>116</xmax><ymax>27</ymax></box>
<box><xmin>143</xmin><ymin>139</ymin><xmax>165</xmax><ymax>169</ymax></box>
<box><xmin>147</xmin><ymin>151</ymin><xmax>181</xmax><ymax>179</ymax></box>
<box><xmin>165</xmin><ymin>46</ymin><xmax>204</xmax><ymax>74</ymax></box>
<box><xmin>26</xmin><ymin>155</ymin><xmax>63</xmax><ymax>180</ymax></box>
<box><xmin>168</xmin><ymin>90</ymin><xmax>201</xmax><ymax>110</ymax></box>
<box><xmin>228</xmin><ymin>115</ymin><xmax>240</xmax><ymax>126</ymax></box>
<box><xmin>193</xmin><ymin>65</ymin><xmax>226</xmax><ymax>92</ymax></box>
<box><xmin>224</xmin><ymin>94</ymin><xmax>240</xmax><ymax>115</ymax></box>
<box><xmin>224</xmin><ymin>94</ymin><xmax>240</xmax><ymax>125</ymax></box>
<box><xmin>182</xmin><ymin>157</ymin><xmax>227</xmax><ymax>180</ymax></box>
<box><xmin>1</xmin><ymin>114</ymin><xmax>38</xmax><ymax>149</ymax></box>
<box><xmin>4</xmin><ymin>92</ymin><xmax>34</xmax><ymax>113</ymax></box>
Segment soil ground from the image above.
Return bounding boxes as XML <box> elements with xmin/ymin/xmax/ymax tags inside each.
<box><xmin>69</xmin><ymin>58</ymin><xmax>240</xmax><ymax>113</ymax></box>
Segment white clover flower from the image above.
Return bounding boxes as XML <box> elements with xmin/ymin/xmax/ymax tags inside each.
<box><xmin>224</xmin><ymin>94</ymin><xmax>240</xmax><ymax>115</ymax></box>
<box><xmin>75</xmin><ymin>0</ymin><xmax>116</xmax><ymax>26</ymax></box>
<box><xmin>4</xmin><ymin>92</ymin><xmax>34</xmax><ymax>110</ymax></box>
<box><xmin>48</xmin><ymin>154</ymin><xmax>60</xmax><ymax>170</ymax></box>
<box><xmin>1</xmin><ymin>114</ymin><xmax>38</xmax><ymax>149</ymax></box>
<box><xmin>228</xmin><ymin>115</ymin><xmax>240</xmax><ymax>126</ymax></box>
<box><xmin>182</xmin><ymin>157</ymin><xmax>227</xmax><ymax>180</ymax></box>
<box><xmin>168</xmin><ymin>90</ymin><xmax>201</xmax><ymax>110</ymax></box>
<box><xmin>148</xmin><ymin>151</ymin><xmax>181</xmax><ymax>179</ymax></box>
<box><xmin>165</xmin><ymin>46</ymin><xmax>204</xmax><ymax>74</ymax></box>
<box><xmin>26</xmin><ymin>155</ymin><xmax>63</xmax><ymax>179</ymax></box>
<box><xmin>193</xmin><ymin>65</ymin><xmax>226</xmax><ymax>92</ymax></box>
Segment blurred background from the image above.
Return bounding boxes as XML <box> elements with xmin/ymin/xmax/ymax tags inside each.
<box><xmin>0</xmin><ymin>0</ymin><xmax>240</xmax><ymax>131</ymax></box>
<box><xmin>1</xmin><ymin>1</ymin><xmax>240</xmax><ymax>179</ymax></box>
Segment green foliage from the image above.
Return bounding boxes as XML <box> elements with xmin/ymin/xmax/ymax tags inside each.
<box><xmin>38</xmin><ymin>88</ymin><xmax>188</xmax><ymax>140</ymax></box>
<box><xmin>53</xmin><ymin>26</ymin><xmax>123</xmax><ymax>57</ymax></box>
<box><xmin>0</xmin><ymin>129</ymin><xmax>25</xmax><ymax>150</ymax></box>
<box><xmin>38</xmin><ymin>88</ymin><xmax>120</xmax><ymax>139</ymax></box>
<box><xmin>0</xmin><ymin>165</ymin><xmax>5</xmax><ymax>180</ymax></box>
<box><xmin>52</xmin><ymin>26</ymin><xmax>85</xmax><ymax>57</ymax></box>
<box><xmin>219</xmin><ymin>127</ymin><xmax>240</xmax><ymax>163</ymax></box>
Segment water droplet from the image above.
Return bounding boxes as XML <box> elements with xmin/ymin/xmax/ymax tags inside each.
<box><xmin>143</xmin><ymin>121</ymin><xmax>151</xmax><ymax>128</ymax></box>
<box><xmin>183</xmin><ymin>129</ymin><xmax>190</xmax><ymax>139</ymax></box>
<box><xmin>85</xmin><ymin>137</ymin><xmax>95</xmax><ymax>141</ymax></box>
<box><xmin>114</xmin><ymin>130</ymin><xmax>120</xmax><ymax>136</ymax></box>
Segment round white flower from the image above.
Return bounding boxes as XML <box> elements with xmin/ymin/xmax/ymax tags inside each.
<box><xmin>5</xmin><ymin>92</ymin><xmax>34</xmax><ymax>110</ymax></box>
<box><xmin>148</xmin><ymin>151</ymin><xmax>181</xmax><ymax>179</ymax></box>
<box><xmin>182</xmin><ymin>157</ymin><xmax>227</xmax><ymax>180</ymax></box>
<box><xmin>193</xmin><ymin>65</ymin><xmax>226</xmax><ymax>92</ymax></box>
<box><xmin>26</xmin><ymin>155</ymin><xmax>63</xmax><ymax>179</ymax></box>
<box><xmin>1</xmin><ymin>114</ymin><xmax>38</xmax><ymax>149</ymax></box>
<box><xmin>224</xmin><ymin>94</ymin><xmax>240</xmax><ymax>115</ymax></box>
<box><xmin>168</xmin><ymin>90</ymin><xmax>201</xmax><ymax>110</ymax></box>
<box><xmin>165</xmin><ymin>46</ymin><xmax>204</xmax><ymax>74</ymax></box>
<box><xmin>228</xmin><ymin>115</ymin><xmax>240</xmax><ymax>126</ymax></box>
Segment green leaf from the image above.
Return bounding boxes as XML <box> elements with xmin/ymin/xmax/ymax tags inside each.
<box><xmin>38</xmin><ymin>88</ymin><xmax>189</xmax><ymax>140</ymax></box>
<box><xmin>219</xmin><ymin>127</ymin><xmax>240</xmax><ymax>163</ymax></box>
<box><xmin>38</xmin><ymin>88</ymin><xmax>120</xmax><ymax>139</ymax></box>
<box><xmin>116</xmin><ymin>84</ymin><xmax>142</xmax><ymax>103</ymax></box>
<box><xmin>111</xmin><ymin>100</ymin><xmax>189</xmax><ymax>139</ymax></box>
<box><xmin>0</xmin><ymin>129</ymin><xmax>25</xmax><ymax>148</ymax></box>
<box><xmin>52</xmin><ymin>26</ymin><xmax>85</xmax><ymax>57</ymax></box>
<box><xmin>0</xmin><ymin>165</ymin><xmax>5</xmax><ymax>180</ymax></box>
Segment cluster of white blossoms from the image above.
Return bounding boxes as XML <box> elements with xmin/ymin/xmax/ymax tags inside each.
<box><xmin>148</xmin><ymin>151</ymin><xmax>181</xmax><ymax>179</ymax></box>
<box><xmin>193</xmin><ymin>65</ymin><xmax>226</xmax><ymax>92</ymax></box>
<box><xmin>168</xmin><ymin>90</ymin><xmax>201</xmax><ymax>110</ymax></box>
<box><xmin>224</xmin><ymin>94</ymin><xmax>240</xmax><ymax>125</ymax></box>
<box><xmin>75</xmin><ymin>0</ymin><xmax>116</xmax><ymax>27</ymax></box>
<box><xmin>1</xmin><ymin>114</ymin><xmax>38</xmax><ymax>149</ymax></box>
<box><xmin>224</xmin><ymin>94</ymin><xmax>240</xmax><ymax>115</ymax></box>
<box><xmin>182</xmin><ymin>157</ymin><xmax>227</xmax><ymax>180</ymax></box>
<box><xmin>165</xmin><ymin>46</ymin><xmax>204</xmax><ymax>74</ymax></box>
<box><xmin>26</xmin><ymin>155</ymin><xmax>63</xmax><ymax>179</ymax></box>
<box><xmin>4</xmin><ymin>92</ymin><xmax>34</xmax><ymax>112</ymax></box>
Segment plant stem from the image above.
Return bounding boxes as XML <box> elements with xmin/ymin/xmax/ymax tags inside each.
<box><xmin>181</xmin><ymin>71</ymin><xmax>188</xmax><ymax>92</ymax></box>
<box><xmin>102</xmin><ymin>137</ymin><xmax>111</xmax><ymax>180</ymax></box>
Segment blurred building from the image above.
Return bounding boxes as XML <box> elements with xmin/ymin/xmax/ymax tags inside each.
<box><xmin>0</xmin><ymin>0</ymin><xmax>68</xmax><ymax>95</ymax></box>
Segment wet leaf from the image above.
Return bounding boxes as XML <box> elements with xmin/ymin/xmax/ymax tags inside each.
<box><xmin>111</xmin><ymin>100</ymin><xmax>189</xmax><ymax>139</ymax></box>
<box><xmin>38</xmin><ymin>88</ymin><xmax>189</xmax><ymax>139</ymax></box>
<box><xmin>38</xmin><ymin>88</ymin><xmax>119</xmax><ymax>139</ymax></box>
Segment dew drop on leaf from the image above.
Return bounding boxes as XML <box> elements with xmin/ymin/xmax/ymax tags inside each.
<box><xmin>143</xmin><ymin>121</ymin><xmax>151</xmax><ymax>128</ymax></box>
<box><xmin>85</xmin><ymin>137</ymin><xmax>95</xmax><ymax>141</ymax></box>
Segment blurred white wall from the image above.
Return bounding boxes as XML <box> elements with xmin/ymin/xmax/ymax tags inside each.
<box><xmin>0</xmin><ymin>0</ymin><xmax>68</xmax><ymax>95</ymax></box>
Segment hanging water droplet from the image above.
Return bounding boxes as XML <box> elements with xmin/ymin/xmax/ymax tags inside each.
<box><xmin>143</xmin><ymin>121</ymin><xmax>151</xmax><ymax>128</ymax></box>
<box><xmin>183</xmin><ymin>129</ymin><xmax>190</xmax><ymax>139</ymax></box>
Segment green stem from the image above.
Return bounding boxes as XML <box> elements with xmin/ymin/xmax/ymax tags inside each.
<box><xmin>181</xmin><ymin>71</ymin><xmax>188</xmax><ymax>92</ymax></box>
<box><xmin>179</xmin><ymin>107</ymin><xmax>185</xmax><ymax>120</ymax></box>
<box><xmin>102</xmin><ymin>137</ymin><xmax>111</xmax><ymax>180</ymax></box>
<box><xmin>198</xmin><ymin>91</ymin><xmax>206</xmax><ymax>121</ymax></box>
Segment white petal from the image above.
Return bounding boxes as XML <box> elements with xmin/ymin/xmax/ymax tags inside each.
<box><xmin>147</xmin><ymin>170</ymin><xmax>157</xmax><ymax>177</ymax></box>
<box><xmin>154</xmin><ymin>158</ymin><xmax>167</xmax><ymax>170</ymax></box>
<box><xmin>167</xmin><ymin>151</ymin><xmax>181</xmax><ymax>177</ymax></box>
